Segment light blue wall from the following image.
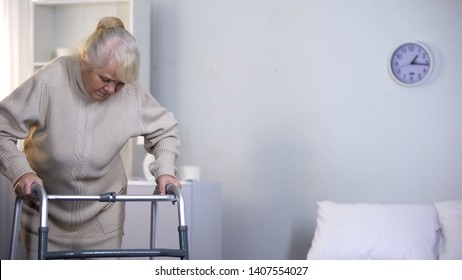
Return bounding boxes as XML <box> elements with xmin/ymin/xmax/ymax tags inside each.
<box><xmin>150</xmin><ymin>0</ymin><xmax>462</xmax><ymax>259</ymax></box>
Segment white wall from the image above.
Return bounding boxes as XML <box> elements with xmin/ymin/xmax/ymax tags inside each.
<box><xmin>150</xmin><ymin>0</ymin><xmax>462</xmax><ymax>259</ymax></box>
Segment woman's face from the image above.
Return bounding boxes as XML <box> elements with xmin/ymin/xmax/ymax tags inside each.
<box><xmin>81</xmin><ymin>61</ymin><xmax>125</xmax><ymax>101</ymax></box>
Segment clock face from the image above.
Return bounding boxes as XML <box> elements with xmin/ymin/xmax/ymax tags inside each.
<box><xmin>390</xmin><ymin>42</ymin><xmax>433</xmax><ymax>86</ymax></box>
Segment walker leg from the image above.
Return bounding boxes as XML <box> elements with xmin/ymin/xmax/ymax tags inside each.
<box><xmin>178</xmin><ymin>225</ymin><xmax>189</xmax><ymax>260</ymax></box>
<box><xmin>9</xmin><ymin>197</ymin><xmax>23</xmax><ymax>260</ymax></box>
<box><xmin>37</xmin><ymin>227</ymin><xmax>49</xmax><ymax>260</ymax></box>
<box><xmin>150</xmin><ymin>201</ymin><xmax>157</xmax><ymax>260</ymax></box>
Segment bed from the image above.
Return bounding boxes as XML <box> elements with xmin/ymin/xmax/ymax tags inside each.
<box><xmin>306</xmin><ymin>200</ymin><xmax>462</xmax><ymax>260</ymax></box>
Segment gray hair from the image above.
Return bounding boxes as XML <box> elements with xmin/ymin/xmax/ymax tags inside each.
<box><xmin>80</xmin><ymin>17</ymin><xmax>140</xmax><ymax>84</ymax></box>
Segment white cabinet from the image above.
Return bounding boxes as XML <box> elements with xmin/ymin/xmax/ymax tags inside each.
<box><xmin>123</xmin><ymin>180</ymin><xmax>223</xmax><ymax>260</ymax></box>
<box><xmin>30</xmin><ymin>0</ymin><xmax>151</xmax><ymax>90</ymax></box>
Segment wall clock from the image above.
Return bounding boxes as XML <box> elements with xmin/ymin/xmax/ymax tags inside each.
<box><xmin>389</xmin><ymin>42</ymin><xmax>433</xmax><ymax>86</ymax></box>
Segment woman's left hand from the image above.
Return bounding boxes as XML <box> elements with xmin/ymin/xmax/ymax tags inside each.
<box><xmin>155</xmin><ymin>174</ymin><xmax>182</xmax><ymax>195</ymax></box>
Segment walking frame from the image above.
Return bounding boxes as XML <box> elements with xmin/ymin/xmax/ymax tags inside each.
<box><xmin>9</xmin><ymin>183</ymin><xmax>189</xmax><ymax>260</ymax></box>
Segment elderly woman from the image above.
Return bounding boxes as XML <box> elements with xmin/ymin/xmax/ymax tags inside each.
<box><xmin>0</xmin><ymin>17</ymin><xmax>181</xmax><ymax>259</ymax></box>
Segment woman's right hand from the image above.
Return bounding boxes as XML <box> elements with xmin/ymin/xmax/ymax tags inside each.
<box><xmin>13</xmin><ymin>172</ymin><xmax>43</xmax><ymax>200</ymax></box>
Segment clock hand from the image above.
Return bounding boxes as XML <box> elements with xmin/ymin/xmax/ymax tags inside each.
<box><xmin>408</xmin><ymin>55</ymin><xmax>429</xmax><ymax>66</ymax></box>
<box><xmin>412</xmin><ymin>61</ymin><xmax>429</xmax><ymax>66</ymax></box>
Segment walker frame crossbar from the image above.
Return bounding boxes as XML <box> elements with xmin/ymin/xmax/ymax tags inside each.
<box><xmin>9</xmin><ymin>183</ymin><xmax>189</xmax><ymax>260</ymax></box>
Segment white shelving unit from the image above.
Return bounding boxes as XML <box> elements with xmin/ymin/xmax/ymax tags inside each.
<box><xmin>30</xmin><ymin>0</ymin><xmax>151</xmax><ymax>90</ymax></box>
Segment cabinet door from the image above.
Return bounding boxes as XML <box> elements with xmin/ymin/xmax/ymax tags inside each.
<box><xmin>155</xmin><ymin>181</ymin><xmax>223</xmax><ymax>260</ymax></box>
<box><xmin>123</xmin><ymin>181</ymin><xmax>223</xmax><ymax>259</ymax></box>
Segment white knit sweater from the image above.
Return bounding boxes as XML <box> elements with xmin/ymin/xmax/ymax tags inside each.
<box><xmin>0</xmin><ymin>55</ymin><xmax>180</xmax><ymax>253</ymax></box>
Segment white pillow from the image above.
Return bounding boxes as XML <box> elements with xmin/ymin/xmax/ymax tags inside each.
<box><xmin>307</xmin><ymin>201</ymin><xmax>441</xmax><ymax>260</ymax></box>
<box><xmin>434</xmin><ymin>200</ymin><xmax>462</xmax><ymax>260</ymax></box>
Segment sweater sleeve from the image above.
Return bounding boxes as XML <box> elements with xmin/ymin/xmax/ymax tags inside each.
<box><xmin>0</xmin><ymin>75</ymin><xmax>42</xmax><ymax>183</ymax></box>
<box><xmin>137</xmin><ymin>89</ymin><xmax>180</xmax><ymax>179</ymax></box>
